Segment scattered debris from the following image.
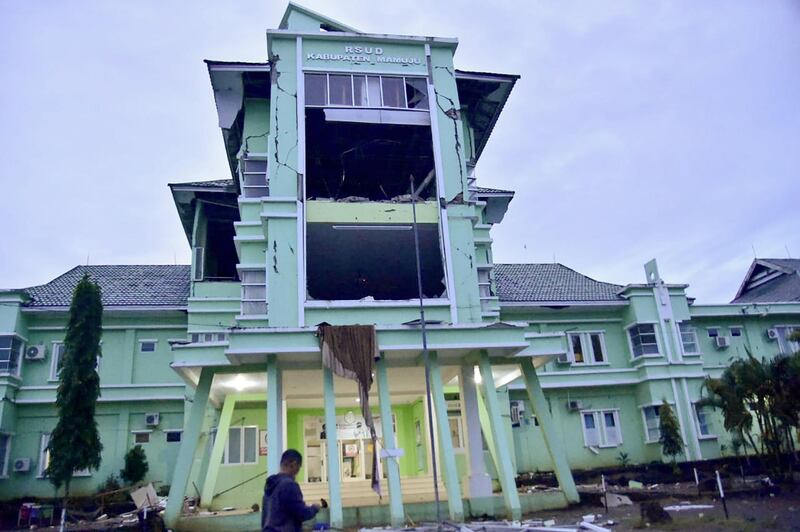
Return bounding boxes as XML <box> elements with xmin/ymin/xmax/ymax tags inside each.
<box><xmin>604</xmin><ymin>493</ymin><xmax>632</xmax><ymax>508</ymax></box>
<box><xmin>663</xmin><ymin>504</ymin><xmax>715</xmax><ymax>512</ymax></box>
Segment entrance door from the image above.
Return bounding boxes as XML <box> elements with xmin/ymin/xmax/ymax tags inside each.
<box><xmin>340</xmin><ymin>439</ymin><xmax>365</xmax><ymax>481</ymax></box>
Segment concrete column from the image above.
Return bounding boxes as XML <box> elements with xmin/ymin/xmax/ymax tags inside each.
<box><xmin>376</xmin><ymin>355</ymin><xmax>404</xmax><ymax>527</ymax></box>
<box><xmin>478</xmin><ymin>351</ymin><xmax>521</xmax><ymax>520</ymax></box>
<box><xmin>165</xmin><ymin>367</ymin><xmax>214</xmax><ymax>528</ymax></box>
<box><xmin>200</xmin><ymin>395</ymin><xmax>236</xmax><ymax>507</ymax></box>
<box><xmin>519</xmin><ymin>357</ymin><xmax>579</xmax><ymax>503</ymax></box>
<box><xmin>460</xmin><ymin>364</ymin><xmax>492</xmax><ymax>498</ymax></box>
<box><xmin>267</xmin><ymin>355</ymin><xmax>284</xmax><ymax>474</ymax></box>
<box><xmin>322</xmin><ymin>365</ymin><xmax>343</xmax><ymax>529</ymax></box>
<box><xmin>428</xmin><ymin>351</ymin><xmax>464</xmax><ymax>522</ymax></box>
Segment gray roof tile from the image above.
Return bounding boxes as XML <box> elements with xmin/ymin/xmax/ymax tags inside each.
<box><xmin>731</xmin><ymin>258</ymin><xmax>800</xmax><ymax>304</ymax></box>
<box><xmin>23</xmin><ymin>265</ymin><xmax>191</xmax><ymax>308</ymax></box>
<box><xmin>494</xmin><ymin>263</ymin><xmax>624</xmax><ymax>303</ymax></box>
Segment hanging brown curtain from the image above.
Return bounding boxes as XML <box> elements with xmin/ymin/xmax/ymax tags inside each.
<box><xmin>317</xmin><ymin>324</ymin><xmax>381</xmax><ymax>495</ymax></box>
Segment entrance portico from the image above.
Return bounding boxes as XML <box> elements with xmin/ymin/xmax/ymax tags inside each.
<box><xmin>164</xmin><ymin>323</ymin><xmax>578</xmax><ymax>528</ymax></box>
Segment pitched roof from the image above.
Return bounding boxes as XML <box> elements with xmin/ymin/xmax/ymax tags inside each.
<box><xmin>494</xmin><ymin>263</ymin><xmax>624</xmax><ymax>303</ymax></box>
<box><xmin>731</xmin><ymin>258</ymin><xmax>800</xmax><ymax>304</ymax></box>
<box><xmin>22</xmin><ymin>265</ymin><xmax>191</xmax><ymax>308</ymax></box>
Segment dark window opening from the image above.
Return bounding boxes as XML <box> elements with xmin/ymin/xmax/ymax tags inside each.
<box><xmin>200</xmin><ymin>202</ymin><xmax>240</xmax><ymax>281</ymax></box>
<box><xmin>306</xmin><ymin>223</ymin><xmax>446</xmax><ymax>300</ymax></box>
<box><xmin>305</xmin><ymin>109</ymin><xmax>436</xmax><ymax>201</ymax></box>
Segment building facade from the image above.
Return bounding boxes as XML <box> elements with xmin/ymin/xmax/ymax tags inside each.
<box><xmin>1</xmin><ymin>4</ymin><xmax>798</xmax><ymax>530</ymax></box>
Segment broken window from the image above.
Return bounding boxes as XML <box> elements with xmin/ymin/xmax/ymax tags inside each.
<box><xmin>305</xmin><ymin>109</ymin><xmax>435</xmax><ymax>201</ymax></box>
<box><xmin>195</xmin><ymin>202</ymin><xmax>240</xmax><ymax>281</ymax></box>
<box><xmin>306</xmin><ymin>222</ymin><xmax>446</xmax><ymax>301</ymax></box>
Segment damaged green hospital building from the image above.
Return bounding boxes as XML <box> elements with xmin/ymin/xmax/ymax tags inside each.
<box><xmin>1</xmin><ymin>4</ymin><xmax>799</xmax><ymax>530</ymax></box>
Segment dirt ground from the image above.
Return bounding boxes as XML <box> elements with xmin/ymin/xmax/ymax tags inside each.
<box><xmin>522</xmin><ymin>490</ymin><xmax>800</xmax><ymax>531</ymax></box>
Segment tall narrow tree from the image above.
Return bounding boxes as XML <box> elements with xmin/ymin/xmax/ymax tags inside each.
<box><xmin>658</xmin><ymin>400</ymin><xmax>684</xmax><ymax>470</ymax></box>
<box><xmin>46</xmin><ymin>275</ymin><xmax>104</xmax><ymax>512</ymax></box>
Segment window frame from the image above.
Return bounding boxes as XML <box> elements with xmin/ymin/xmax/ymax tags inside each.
<box><xmin>303</xmin><ymin>72</ymin><xmax>430</xmax><ymax>111</ymax></box>
<box><xmin>224</xmin><ymin>425</ymin><xmax>259</xmax><ymax>466</ymax></box>
<box><xmin>447</xmin><ymin>415</ymin><xmax>465</xmax><ymax>452</ymax></box>
<box><xmin>580</xmin><ymin>409</ymin><xmax>622</xmax><ymax>448</ymax></box>
<box><xmin>774</xmin><ymin>325</ymin><xmax>800</xmax><ymax>355</ymax></box>
<box><xmin>626</xmin><ymin>323</ymin><xmax>661</xmax><ymax>359</ymax></box>
<box><xmin>138</xmin><ymin>339</ymin><xmax>158</xmax><ymax>353</ymax></box>
<box><xmin>678</xmin><ymin>322</ymin><xmax>701</xmax><ymax>356</ymax></box>
<box><xmin>566</xmin><ymin>331</ymin><xmax>608</xmax><ymax>365</ymax></box>
<box><xmin>693</xmin><ymin>404</ymin><xmax>715</xmax><ymax>440</ymax></box>
<box><xmin>729</xmin><ymin>326</ymin><xmax>743</xmax><ymax>338</ymax></box>
<box><xmin>165</xmin><ymin>430</ymin><xmax>183</xmax><ymax>443</ymax></box>
<box><xmin>0</xmin><ymin>335</ymin><xmax>24</xmax><ymax>377</ymax></box>
<box><xmin>49</xmin><ymin>342</ymin><xmax>100</xmax><ymax>381</ymax></box>
<box><xmin>240</xmin><ymin>269</ymin><xmax>267</xmax><ymax>317</ymax></box>
<box><xmin>38</xmin><ymin>433</ymin><xmax>91</xmax><ymax>478</ymax></box>
<box><xmin>641</xmin><ymin>404</ymin><xmax>665</xmax><ymax>444</ymax></box>
<box><xmin>49</xmin><ymin>342</ymin><xmax>66</xmax><ymax>382</ymax></box>
<box><xmin>0</xmin><ymin>433</ymin><xmax>11</xmax><ymax>478</ymax></box>
<box><xmin>132</xmin><ymin>430</ymin><xmax>151</xmax><ymax>444</ymax></box>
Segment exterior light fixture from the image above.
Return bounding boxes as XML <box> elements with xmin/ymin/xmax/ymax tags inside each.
<box><xmin>225</xmin><ymin>374</ymin><xmax>257</xmax><ymax>392</ymax></box>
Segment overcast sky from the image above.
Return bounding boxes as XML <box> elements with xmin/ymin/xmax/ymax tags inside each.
<box><xmin>1</xmin><ymin>1</ymin><xmax>798</xmax><ymax>303</ymax></box>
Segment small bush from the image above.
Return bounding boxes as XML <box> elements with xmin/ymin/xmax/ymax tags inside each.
<box><xmin>120</xmin><ymin>445</ymin><xmax>149</xmax><ymax>485</ymax></box>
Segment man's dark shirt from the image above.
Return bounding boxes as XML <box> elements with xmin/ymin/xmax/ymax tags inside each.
<box><xmin>262</xmin><ymin>473</ymin><xmax>319</xmax><ymax>532</ymax></box>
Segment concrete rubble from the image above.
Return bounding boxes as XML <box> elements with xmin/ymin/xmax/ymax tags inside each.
<box><xmin>359</xmin><ymin>517</ymin><xmax>612</xmax><ymax>532</ymax></box>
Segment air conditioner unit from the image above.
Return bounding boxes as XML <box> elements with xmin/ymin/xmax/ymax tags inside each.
<box><xmin>24</xmin><ymin>345</ymin><xmax>46</xmax><ymax>360</ymax></box>
<box><xmin>555</xmin><ymin>352</ymin><xmax>571</xmax><ymax>364</ymax></box>
<box><xmin>566</xmin><ymin>400</ymin><xmax>584</xmax><ymax>411</ymax></box>
<box><xmin>767</xmin><ymin>328</ymin><xmax>779</xmax><ymax>340</ymax></box>
<box><xmin>715</xmin><ymin>336</ymin><xmax>731</xmax><ymax>349</ymax></box>
<box><xmin>145</xmin><ymin>413</ymin><xmax>160</xmax><ymax>427</ymax></box>
<box><xmin>13</xmin><ymin>458</ymin><xmax>31</xmax><ymax>472</ymax></box>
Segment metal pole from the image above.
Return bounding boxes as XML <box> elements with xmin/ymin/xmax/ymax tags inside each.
<box><xmin>715</xmin><ymin>470</ymin><xmax>729</xmax><ymax>519</ymax></box>
<box><xmin>410</xmin><ymin>174</ymin><xmax>442</xmax><ymax>529</ymax></box>
<box><xmin>601</xmin><ymin>474</ymin><xmax>608</xmax><ymax>513</ymax></box>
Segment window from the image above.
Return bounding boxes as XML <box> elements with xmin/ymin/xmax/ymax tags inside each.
<box><xmin>567</xmin><ymin>332</ymin><xmax>606</xmax><ymax>364</ymax></box>
<box><xmin>50</xmin><ymin>343</ymin><xmax>66</xmax><ymax>380</ymax></box>
<box><xmin>642</xmin><ymin>405</ymin><xmax>661</xmax><ymax>442</ymax></box>
<box><xmin>0</xmin><ymin>336</ymin><xmax>23</xmax><ymax>376</ymax></box>
<box><xmin>38</xmin><ymin>434</ymin><xmax>91</xmax><ymax>478</ymax></box>
<box><xmin>707</xmin><ymin>327</ymin><xmax>719</xmax><ymax>338</ymax></box>
<box><xmin>581</xmin><ymin>410</ymin><xmax>621</xmax><ymax>448</ymax></box>
<box><xmin>134</xmin><ymin>432</ymin><xmax>150</xmax><ymax>444</ymax></box>
<box><xmin>304</xmin><ymin>73</ymin><xmax>428</xmax><ymax>110</ymax></box>
<box><xmin>694</xmin><ymin>405</ymin><xmax>713</xmax><ymax>437</ymax></box>
<box><xmin>0</xmin><ymin>434</ymin><xmax>10</xmax><ymax>477</ymax></box>
<box><xmin>628</xmin><ymin>324</ymin><xmax>659</xmax><ymax>358</ymax></box>
<box><xmin>239</xmin><ymin>155</ymin><xmax>268</xmax><ymax>198</ymax></box>
<box><xmin>50</xmin><ymin>343</ymin><xmax>99</xmax><ymax>380</ymax></box>
<box><xmin>241</xmin><ymin>270</ymin><xmax>267</xmax><ymax>315</ymax></box>
<box><xmin>775</xmin><ymin>326</ymin><xmax>800</xmax><ymax>354</ymax></box>
<box><xmin>328</xmin><ymin>74</ymin><xmax>353</xmax><ymax>106</ymax></box>
<box><xmin>166</xmin><ymin>431</ymin><xmax>182</xmax><ymax>443</ymax></box>
<box><xmin>381</xmin><ymin>76</ymin><xmax>405</xmax><ymax>108</ymax></box>
<box><xmin>447</xmin><ymin>416</ymin><xmax>464</xmax><ymax>450</ymax></box>
<box><xmin>225</xmin><ymin>426</ymin><xmax>258</xmax><ymax>465</ymax></box>
<box><xmin>304</xmin><ymin>73</ymin><xmax>328</xmax><ymax>106</ymax></box>
<box><xmin>679</xmin><ymin>323</ymin><xmax>700</xmax><ymax>355</ymax></box>
<box><xmin>730</xmin><ymin>326</ymin><xmax>743</xmax><ymax>337</ymax></box>
<box><xmin>190</xmin><ymin>332</ymin><xmax>227</xmax><ymax>343</ymax></box>
<box><xmin>139</xmin><ymin>340</ymin><xmax>157</xmax><ymax>353</ymax></box>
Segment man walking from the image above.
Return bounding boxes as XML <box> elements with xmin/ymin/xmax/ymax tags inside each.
<box><xmin>262</xmin><ymin>449</ymin><xmax>320</xmax><ymax>532</ymax></box>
